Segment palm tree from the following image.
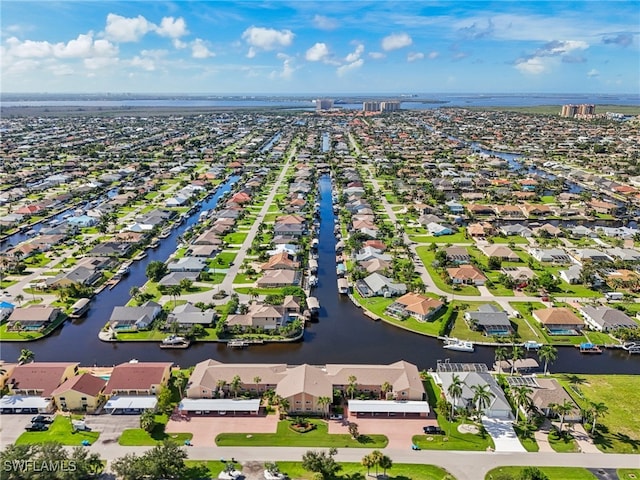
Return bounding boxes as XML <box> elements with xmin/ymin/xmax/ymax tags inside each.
<box><xmin>247</xmin><ymin>287</ymin><xmax>259</xmax><ymax>302</ymax></box>
<box><xmin>550</xmin><ymin>400</ymin><xmax>575</xmax><ymax>433</ymax></box>
<box><xmin>379</xmin><ymin>455</ymin><xmax>393</xmax><ymax>477</ymax></box>
<box><xmin>167</xmin><ymin>284</ymin><xmax>182</xmax><ymax>309</ymax></box>
<box><xmin>588</xmin><ymin>401</ymin><xmax>608</xmax><ymax>437</ymax></box>
<box><xmin>317</xmin><ymin>396</ymin><xmax>331</xmax><ymax>418</ymax></box>
<box><xmin>12</xmin><ymin>321</ymin><xmax>22</xmax><ymax>333</ymax></box>
<box><xmin>230</xmin><ymin>374</ymin><xmax>242</xmax><ymax>398</ymax></box>
<box><xmin>538</xmin><ymin>345</ymin><xmax>557</xmax><ymax>376</ymax></box>
<box><xmin>14</xmin><ymin>294</ymin><xmax>24</xmax><ymax>307</ymax></box>
<box><xmin>346</xmin><ymin>375</ymin><xmax>358</xmax><ymax>400</ymax></box>
<box><xmin>174</xmin><ymin>375</ymin><xmax>186</xmax><ymax>400</ymax></box>
<box><xmin>129</xmin><ymin>286</ymin><xmax>141</xmax><ymax>303</ymax></box>
<box><xmin>380</xmin><ymin>381</ymin><xmax>392</xmax><ymax>400</ymax></box>
<box><xmin>447</xmin><ymin>374</ymin><xmax>464</xmax><ymax>419</ymax></box>
<box><xmin>511</xmin><ymin>385</ymin><xmax>533</xmax><ymax>425</ymax></box>
<box><xmin>369</xmin><ymin>450</ymin><xmax>383</xmax><ymax>477</ymax></box>
<box><xmin>510</xmin><ymin>345</ymin><xmax>523</xmax><ymax>375</ymax></box>
<box><xmin>470</xmin><ymin>384</ymin><xmax>494</xmax><ymax>416</ymax></box>
<box><xmin>278</xmin><ymin>396</ymin><xmax>290</xmax><ymax>418</ymax></box>
<box><xmin>216</xmin><ymin>379</ymin><xmax>227</xmax><ymax>397</ymax></box>
<box><xmin>361</xmin><ymin>454</ymin><xmax>374</xmax><ymax>476</ymax></box>
<box><xmin>253</xmin><ymin>376</ymin><xmax>262</xmax><ymax>393</ymax></box>
<box><xmin>494</xmin><ymin>347</ymin><xmax>508</xmax><ymax>374</ymax></box>
<box><xmin>18</xmin><ymin>349</ymin><xmax>35</xmax><ymax>365</ymax></box>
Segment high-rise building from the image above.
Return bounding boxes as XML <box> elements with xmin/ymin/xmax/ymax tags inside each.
<box><xmin>363</xmin><ymin>100</ymin><xmax>401</xmax><ymax>112</ymax></box>
<box><xmin>363</xmin><ymin>101</ymin><xmax>381</xmax><ymax>112</ymax></box>
<box><xmin>561</xmin><ymin>104</ymin><xmax>595</xmax><ymax>117</ymax></box>
<box><xmin>316</xmin><ymin>99</ymin><xmax>334</xmax><ymax>111</ymax></box>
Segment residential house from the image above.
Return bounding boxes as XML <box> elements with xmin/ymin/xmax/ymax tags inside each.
<box><xmin>226</xmin><ymin>301</ymin><xmax>297</xmax><ymax>331</ymax></box>
<box><xmin>386</xmin><ymin>293</ymin><xmax>444</xmax><ymax>322</ymax></box>
<box><xmin>261</xmin><ymin>252</ymin><xmax>300</xmax><ymax>271</ymax></box>
<box><xmin>500</xmin><ymin>224</ymin><xmax>534</xmax><ymax>237</ymax></box>
<box><xmin>446</xmin><ymin>246</ymin><xmax>471</xmax><ymax>264</ymax></box>
<box><xmin>166</xmin><ymin>303</ymin><xmax>217</xmax><ymax>330</ymax></box>
<box><xmin>467</xmin><ymin>222</ymin><xmax>494</xmax><ymax>237</ymax></box>
<box><xmin>167</xmin><ymin>257</ymin><xmax>207</xmax><ymax>272</ymax></box>
<box><xmin>447</xmin><ymin>265</ymin><xmax>487</xmax><ymax>286</ymax></box>
<box><xmin>256</xmin><ymin>269</ymin><xmax>301</xmax><ymax>287</ymax></box>
<box><xmin>589</xmin><ymin>200</ymin><xmax>618</xmax><ymax>215</ymax></box>
<box><xmin>606</xmin><ymin>248</ymin><xmax>640</xmax><ymax>262</ymax></box>
<box><xmin>108</xmin><ymin>301</ymin><xmax>162</xmax><ymax>330</ymax></box>
<box><xmin>355</xmin><ymin>273</ymin><xmax>407</xmax><ymax>298</ymax></box>
<box><xmin>533</xmin><ymin>308</ymin><xmax>584</xmax><ymax>335</ymax></box>
<box><xmin>427</xmin><ymin>222</ymin><xmax>454</xmax><ymax>236</ymax></box>
<box><xmin>51</xmin><ymin>373</ymin><xmax>106</xmax><ymax>413</ymax></box>
<box><xmin>574</xmin><ymin>249</ymin><xmax>613</xmax><ymax>263</ymax></box>
<box><xmin>103</xmin><ymin>362</ymin><xmax>173</xmax><ymax>414</ymax></box>
<box><xmin>355</xmin><ymin>247</ymin><xmax>392</xmax><ymax>263</ymax></box>
<box><xmin>580</xmin><ymin>306</ymin><xmax>639</xmax><ymax>332</ymax></box>
<box><xmin>479</xmin><ymin>244</ymin><xmax>520</xmax><ymax>261</ymax></box>
<box><xmin>359</xmin><ymin>258</ymin><xmax>391</xmax><ymax>274</ymax></box>
<box><xmin>6</xmin><ymin>305</ymin><xmax>61</xmax><ymax>332</ymax></box>
<box><xmin>158</xmin><ymin>271</ymin><xmax>199</xmax><ymax>287</ymax></box>
<box><xmin>534</xmin><ymin>224</ymin><xmax>563</xmax><ymax>237</ymax></box>
<box><xmin>464</xmin><ymin>304</ymin><xmax>513</xmax><ymax>336</ymax></box>
<box><xmin>48</xmin><ymin>266</ymin><xmax>102</xmax><ymax>289</ymax></box>
<box><xmin>501</xmin><ymin>266</ymin><xmax>536</xmax><ymax>285</ymax></box>
<box><xmin>606</xmin><ymin>269</ymin><xmax>640</xmax><ymax>289</ymax></box>
<box><xmin>559</xmin><ymin>265</ymin><xmax>582</xmax><ymax>285</ymax></box>
<box><xmin>528</xmin><ymin>248</ymin><xmax>571</xmax><ymax>263</ymax></box>
<box><xmin>523</xmin><ymin>377</ymin><xmax>581</xmax><ymax>422</ymax></box>
<box><xmin>445</xmin><ymin>200</ymin><xmax>464</xmax><ymax>214</ymax></box>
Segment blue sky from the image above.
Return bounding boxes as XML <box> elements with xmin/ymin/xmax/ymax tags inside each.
<box><xmin>1</xmin><ymin>1</ymin><xmax>639</xmax><ymax>94</ymax></box>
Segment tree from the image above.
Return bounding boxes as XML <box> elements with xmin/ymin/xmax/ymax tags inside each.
<box><xmin>361</xmin><ymin>453</ymin><xmax>374</xmax><ymax>476</ymax></box>
<box><xmin>140</xmin><ymin>409</ymin><xmax>155</xmax><ymax>433</ymax></box>
<box><xmin>146</xmin><ymin>260</ymin><xmax>168</xmax><ymax>282</ymax></box>
<box><xmin>167</xmin><ymin>284</ymin><xmax>182</xmax><ymax>309</ymax></box>
<box><xmin>179</xmin><ymin>278</ymin><xmax>193</xmax><ymax>293</ymax></box>
<box><xmin>253</xmin><ymin>375</ymin><xmax>262</xmax><ymax>393</ymax></box>
<box><xmin>112</xmin><ymin>440</ymin><xmax>188</xmax><ymax>480</ymax></box>
<box><xmin>588</xmin><ymin>401</ymin><xmax>608</xmax><ymax>436</ymax></box>
<box><xmin>537</xmin><ymin>345</ymin><xmax>557</xmax><ymax>376</ymax></box>
<box><xmin>17</xmin><ymin>348</ymin><xmax>34</xmax><ymax>365</ymax></box>
<box><xmin>348</xmin><ymin>422</ymin><xmax>359</xmax><ymax>439</ymax></box>
<box><xmin>369</xmin><ymin>450</ymin><xmax>383</xmax><ymax>477</ymax></box>
<box><xmin>318</xmin><ymin>396</ymin><xmax>331</xmax><ymax>418</ymax></box>
<box><xmin>230</xmin><ymin>374</ymin><xmax>242</xmax><ymax>398</ymax></box>
<box><xmin>347</xmin><ymin>375</ymin><xmax>358</xmax><ymax>399</ymax></box>
<box><xmin>379</xmin><ymin>454</ymin><xmax>393</xmax><ymax>477</ymax></box>
<box><xmin>511</xmin><ymin>385</ymin><xmax>533</xmax><ymax>425</ymax></box>
<box><xmin>70</xmin><ymin>446</ymin><xmax>105</xmax><ymax>477</ymax></box>
<box><xmin>380</xmin><ymin>381</ymin><xmax>392</xmax><ymax>400</ymax></box>
<box><xmin>129</xmin><ymin>286</ymin><xmax>141</xmax><ymax>302</ymax></box>
<box><xmin>510</xmin><ymin>345</ymin><xmax>523</xmax><ymax>375</ymax></box>
<box><xmin>174</xmin><ymin>374</ymin><xmax>186</xmax><ymax>400</ymax></box>
<box><xmin>520</xmin><ymin>467</ymin><xmax>549</xmax><ymax>480</ymax></box>
<box><xmin>447</xmin><ymin>373</ymin><xmax>464</xmax><ymax>419</ymax></box>
<box><xmin>550</xmin><ymin>400</ymin><xmax>575</xmax><ymax>432</ymax></box>
<box><xmin>494</xmin><ymin>347</ymin><xmax>508</xmax><ymax>375</ymax></box>
<box><xmin>301</xmin><ymin>448</ymin><xmax>342</xmax><ymax>478</ymax></box>
<box><xmin>13</xmin><ymin>294</ymin><xmax>24</xmax><ymax>307</ymax></box>
<box><xmin>156</xmin><ymin>386</ymin><xmax>173</xmax><ymax>415</ymax></box>
<box><xmin>471</xmin><ymin>383</ymin><xmax>494</xmax><ymax>415</ymax></box>
<box><xmin>216</xmin><ymin>379</ymin><xmax>227</xmax><ymax>397</ymax></box>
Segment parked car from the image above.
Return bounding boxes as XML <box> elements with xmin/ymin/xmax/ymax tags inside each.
<box><xmin>25</xmin><ymin>422</ymin><xmax>48</xmax><ymax>431</ymax></box>
<box><xmin>423</xmin><ymin>425</ymin><xmax>443</xmax><ymax>434</ymax></box>
<box><xmin>31</xmin><ymin>415</ymin><xmax>53</xmax><ymax>424</ymax></box>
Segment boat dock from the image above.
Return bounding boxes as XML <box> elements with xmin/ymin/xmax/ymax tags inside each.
<box><xmin>578</xmin><ymin>342</ymin><xmax>603</xmax><ymax>354</ymax></box>
<box><xmin>226</xmin><ymin>339</ymin><xmax>264</xmax><ymax>348</ymax></box>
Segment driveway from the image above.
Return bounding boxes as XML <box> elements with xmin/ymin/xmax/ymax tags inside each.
<box><xmin>328</xmin><ymin>416</ymin><xmax>436</xmax><ymax>449</ymax></box>
<box><xmin>165</xmin><ymin>414</ymin><xmax>279</xmax><ymax>447</ymax></box>
<box><xmin>481</xmin><ymin>417</ymin><xmax>526</xmax><ymax>452</ymax></box>
<box><xmin>85</xmin><ymin>413</ymin><xmax>140</xmax><ymax>446</ymax></box>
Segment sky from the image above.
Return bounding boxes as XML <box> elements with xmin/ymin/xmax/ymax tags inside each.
<box><xmin>1</xmin><ymin>1</ymin><xmax>639</xmax><ymax>94</ymax></box>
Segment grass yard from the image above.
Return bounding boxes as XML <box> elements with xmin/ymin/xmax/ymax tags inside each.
<box><xmin>448</xmin><ymin>301</ymin><xmax>506</xmax><ymax>343</ymax></box>
<box><xmin>409</xmin><ymin>231</ymin><xmax>471</xmax><ymax>244</ymax></box>
<box><xmin>548</xmin><ymin>429</ymin><xmax>580</xmax><ymax>453</ymax></box>
<box><xmin>116</xmin><ymin>329</ymin><xmax>167</xmax><ymax>341</ymax></box>
<box><xmin>275</xmin><ymin>461</ymin><xmax>453</xmax><ymax>480</ymax></box>
<box><xmin>512</xmin><ymin>424</ymin><xmax>539</xmax><ymax>452</ymax></box>
<box><xmin>233</xmin><ymin>273</ymin><xmax>259</xmax><ymax>284</ymax></box>
<box><xmin>415</xmin><ymin>247</ymin><xmax>480</xmax><ymax>296</ymax></box>
<box><xmin>486</xmin><ymin>467</ymin><xmax>598</xmax><ymax>480</ymax></box>
<box><xmin>215</xmin><ymin>419</ymin><xmax>388</xmax><ymax>448</ymax></box>
<box><xmin>223</xmin><ymin>232</ymin><xmax>248</xmax><ymax>245</ymax></box>
<box><xmin>119</xmin><ymin>414</ymin><xmax>192</xmax><ymax>446</ymax></box>
<box><xmin>15</xmin><ymin>416</ymin><xmax>100</xmax><ymax>446</ymax></box>
<box><xmin>555</xmin><ymin>374</ymin><xmax>640</xmax><ymax>454</ymax></box>
<box><xmin>618</xmin><ymin>469</ymin><xmax>640</xmax><ymax>480</ymax></box>
<box><xmin>511</xmin><ymin>302</ymin><xmax>590</xmax><ymax>346</ymax></box>
<box><xmin>213</xmin><ymin>251</ymin><xmax>237</xmax><ymax>267</ymax></box>
<box><xmin>489</xmin><ymin>236</ymin><xmax>530</xmax><ymax>244</ymax></box>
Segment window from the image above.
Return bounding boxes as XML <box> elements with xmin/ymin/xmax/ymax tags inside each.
<box><xmin>295</xmin><ymin>400</ymin><xmax>301</xmax><ymax>404</ymax></box>
<box><xmin>305</xmin><ymin>401</ymin><xmax>311</xmax><ymax>404</ymax></box>
<box><xmin>59</xmin><ymin>397</ymin><xmax>66</xmax><ymax>401</ymax></box>
<box><xmin>81</xmin><ymin>397</ymin><xmax>87</xmax><ymax>401</ymax></box>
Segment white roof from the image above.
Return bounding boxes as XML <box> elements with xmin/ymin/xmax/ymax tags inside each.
<box><xmin>104</xmin><ymin>396</ymin><xmax>158</xmax><ymax>410</ymax></box>
<box><xmin>0</xmin><ymin>395</ymin><xmax>52</xmax><ymax>409</ymax></box>
<box><xmin>348</xmin><ymin>400</ymin><xmax>430</xmax><ymax>414</ymax></box>
<box><xmin>178</xmin><ymin>398</ymin><xmax>261</xmax><ymax>412</ymax></box>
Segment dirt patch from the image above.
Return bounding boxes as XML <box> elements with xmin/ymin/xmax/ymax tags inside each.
<box><xmin>458</xmin><ymin>424</ymin><xmax>480</xmax><ymax>434</ymax></box>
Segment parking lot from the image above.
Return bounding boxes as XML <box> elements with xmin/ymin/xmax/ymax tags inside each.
<box><xmin>0</xmin><ymin>414</ymin><xmax>35</xmax><ymax>446</ymax></box>
<box><xmin>327</xmin><ymin>416</ymin><xmax>438</xmax><ymax>448</ymax></box>
<box><xmin>84</xmin><ymin>414</ymin><xmax>140</xmax><ymax>446</ymax></box>
<box><xmin>165</xmin><ymin>414</ymin><xmax>279</xmax><ymax>447</ymax></box>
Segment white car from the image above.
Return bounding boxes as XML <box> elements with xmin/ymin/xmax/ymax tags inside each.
<box><xmin>264</xmin><ymin>471</ymin><xmax>286</xmax><ymax>480</ymax></box>
<box><xmin>218</xmin><ymin>470</ymin><xmax>242</xmax><ymax>480</ymax></box>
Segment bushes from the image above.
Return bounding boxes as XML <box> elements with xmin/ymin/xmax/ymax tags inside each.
<box><xmin>439</xmin><ymin>305</ymin><xmax>457</xmax><ymax>337</ymax></box>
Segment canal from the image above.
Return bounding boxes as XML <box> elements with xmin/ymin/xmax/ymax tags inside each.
<box><xmin>1</xmin><ymin>174</ymin><xmax>639</xmax><ymax>374</ymax></box>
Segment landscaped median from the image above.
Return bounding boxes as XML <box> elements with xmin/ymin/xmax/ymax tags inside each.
<box><xmin>485</xmin><ymin>466</ymin><xmax>606</xmax><ymax>480</ymax></box>
<box><xmin>215</xmin><ymin>419</ymin><xmax>388</xmax><ymax>448</ymax></box>
<box><xmin>119</xmin><ymin>413</ymin><xmax>192</xmax><ymax>446</ymax></box>
<box><xmin>275</xmin><ymin>461</ymin><xmax>453</xmax><ymax>480</ymax></box>
<box><xmin>15</xmin><ymin>416</ymin><xmax>100</xmax><ymax>446</ymax></box>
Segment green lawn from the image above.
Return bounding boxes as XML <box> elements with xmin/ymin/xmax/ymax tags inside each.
<box><xmin>212</xmin><ymin>251</ymin><xmax>237</xmax><ymax>267</ymax></box>
<box><xmin>119</xmin><ymin>415</ymin><xmax>192</xmax><ymax>446</ymax></box>
<box><xmin>618</xmin><ymin>469</ymin><xmax>640</xmax><ymax>480</ymax></box>
<box><xmin>15</xmin><ymin>416</ymin><xmax>100</xmax><ymax>446</ymax></box>
<box><xmin>223</xmin><ymin>232</ymin><xmax>248</xmax><ymax>244</ymax></box>
<box><xmin>275</xmin><ymin>461</ymin><xmax>453</xmax><ymax>480</ymax></box>
<box><xmin>215</xmin><ymin>419</ymin><xmax>388</xmax><ymax>448</ymax></box>
<box><xmin>415</xmin><ymin>247</ymin><xmax>480</xmax><ymax>296</ymax></box>
<box><xmin>486</xmin><ymin>467</ymin><xmax>597</xmax><ymax>480</ymax></box>
<box><xmin>512</xmin><ymin>424</ymin><xmax>539</xmax><ymax>452</ymax></box>
<box><xmin>511</xmin><ymin>302</ymin><xmax>590</xmax><ymax>346</ymax></box>
<box><xmin>409</xmin><ymin>231</ymin><xmax>472</xmax><ymax>244</ymax></box>
<box><xmin>449</xmin><ymin>301</ymin><xmax>504</xmax><ymax>343</ymax></box>
<box><xmin>548</xmin><ymin>429</ymin><xmax>580</xmax><ymax>453</ymax></box>
<box><xmin>489</xmin><ymin>236</ymin><xmax>530</xmax><ymax>244</ymax></box>
<box><xmin>554</xmin><ymin>374</ymin><xmax>640</xmax><ymax>454</ymax></box>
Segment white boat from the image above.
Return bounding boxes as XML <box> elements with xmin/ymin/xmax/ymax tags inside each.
<box><xmin>522</xmin><ymin>341</ymin><xmax>543</xmax><ymax>350</ymax></box>
<box><xmin>442</xmin><ymin>337</ymin><xmax>475</xmax><ymax>352</ymax></box>
<box><xmin>622</xmin><ymin>342</ymin><xmax>640</xmax><ymax>354</ymax></box>
<box><xmin>162</xmin><ymin>335</ymin><xmax>187</xmax><ymax>345</ymax></box>
<box><xmin>308</xmin><ymin>275</ymin><xmax>318</xmax><ymax>287</ymax></box>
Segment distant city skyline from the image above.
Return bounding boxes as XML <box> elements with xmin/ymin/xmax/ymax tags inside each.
<box><xmin>1</xmin><ymin>1</ymin><xmax>639</xmax><ymax>94</ymax></box>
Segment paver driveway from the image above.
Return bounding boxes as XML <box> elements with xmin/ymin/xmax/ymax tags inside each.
<box><xmin>165</xmin><ymin>414</ymin><xmax>279</xmax><ymax>447</ymax></box>
<box><xmin>327</xmin><ymin>416</ymin><xmax>437</xmax><ymax>449</ymax></box>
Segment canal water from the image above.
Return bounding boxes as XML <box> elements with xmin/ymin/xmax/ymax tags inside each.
<box><xmin>1</xmin><ymin>174</ymin><xmax>638</xmax><ymax>374</ymax></box>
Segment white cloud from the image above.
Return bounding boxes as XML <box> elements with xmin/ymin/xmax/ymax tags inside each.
<box><xmin>407</xmin><ymin>52</ymin><xmax>424</xmax><ymax>62</ymax></box>
<box><xmin>105</xmin><ymin>13</ymin><xmax>155</xmax><ymax>42</ymax></box>
<box><xmin>345</xmin><ymin>44</ymin><xmax>364</xmax><ymax>63</ymax></box>
<box><xmin>306</xmin><ymin>42</ymin><xmax>330</xmax><ymax>62</ymax></box>
<box><xmin>5</xmin><ymin>34</ymin><xmax>118</xmax><ymax>60</ymax></box>
<box><xmin>270</xmin><ymin>53</ymin><xmax>296</xmax><ymax>80</ymax></box>
<box><xmin>84</xmin><ymin>56</ymin><xmax>118</xmax><ymax>70</ymax></box>
<box><xmin>587</xmin><ymin>69</ymin><xmax>600</xmax><ymax>78</ymax></box>
<box><xmin>156</xmin><ymin>16</ymin><xmax>188</xmax><ymax>39</ymax></box>
<box><xmin>381</xmin><ymin>32</ymin><xmax>412</xmax><ymax>51</ymax></box>
<box><xmin>5</xmin><ymin>37</ymin><xmax>52</xmax><ymax>58</ymax></box>
<box><xmin>191</xmin><ymin>39</ymin><xmax>214</xmax><ymax>59</ymax></box>
<box><xmin>130</xmin><ymin>55</ymin><xmax>156</xmax><ymax>71</ymax></box>
<box><xmin>368</xmin><ymin>52</ymin><xmax>386</xmax><ymax>59</ymax></box>
<box><xmin>515</xmin><ymin>57</ymin><xmax>548</xmax><ymax>75</ymax></box>
<box><xmin>337</xmin><ymin>58</ymin><xmax>363</xmax><ymax>77</ymax></box>
<box><xmin>313</xmin><ymin>14</ymin><xmax>338</xmax><ymax>30</ymax></box>
<box><xmin>428</xmin><ymin>51</ymin><xmax>439</xmax><ymax>59</ymax></box>
<box><xmin>242</xmin><ymin>26</ymin><xmax>294</xmax><ymax>57</ymax></box>
<box><xmin>49</xmin><ymin>63</ymin><xmax>74</xmax><ymax>76</ymax></box>
<box><xmin>173</xmin><ymin>39</ymin><xmax>187</xmax><ymax>49</ymax></box>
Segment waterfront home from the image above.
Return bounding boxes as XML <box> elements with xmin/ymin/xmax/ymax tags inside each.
<box><xmin>355</xmin><ymin>246</ymin><xmax>392</xmax><ymax>263</ymax></box>
<box><xmin>480</xmin><ymin>244</ymin><xmax>520</xmax><ymax>261</ymax></box>
<box><xmin>512</xmin><ymin>377</ymin><xmax>581</xmax><ymax>422</ymax></box>
<box><xmin>433</xmin><ymin>369</ymin><xmax>513</xmax><ymax>420</ymax></box>
<box><xmin>589</xmin><ymin>199</ymin><xmax>618</xmax><ymax>215</ymax></box>
<box><xmin>256</xmin><ymin>269</ymin><xmax>301</xmax><ymax>287</ymax></box>
<box><xmin>88</xmin><ymin>241</ymin><xmax>134</xmax><ymax>257</ymax></box>
<box><xmin>500</xmin><ymin>224</ymin><xmax>534</xmax><ymax>237</ymax></box>
<box><xmin>467</xmin><ymin>222</ymin><xmax>494</xmax><ymax>237</ymax></box>
<box><xmin>360</xmin><ymin>258</ymin><xmax>391</xmax><ymax>274</ymax></box>
<box><xmin>167</xmin><ymin>256</ymin><xmax>207</xmax><ymax>272</ymax></box>
<box><xmin>495</xmin><ymin>204</ymin><xmax>524</xmax><ymax>219</ymax></box>
<box><xmin>569</xmin><ymin>225</ymin><xmax>597</xmax><ymax>239</ymax></box>
<box><xmin>48</xmin><ymin>266</ymin><xmax>102</xmax><ymax>288</ymax></box>
<box><xmin>533</xmin><ymin>223</ymin><xmax>563</xmax><ymax>237</ymax></box>
<box><xmin>447</xmin><ymin>264</ymin><xmax>487</xmax><ymax>286</ymax></box>
<box><xmin>158</xmin><ymin>271</ymin><xmax>199</xmax><ymax>287</ymax></box>
<box><xmin>108</xmin><ymin>301</ymin><xmax>162</xmax><ymax>331</ymax></box>
<box><xmin>356</xmin><ymin>273</ymin><xmax>407</xmax><ymax>298</ymax></box>
<box><xmin>464</xmin><ymin>304</ymin><xmax>513</xmax><ymax>336</ymax></box>
<box><xmin>51</xmin><ymin>373</ymin><xmax>106</xmax><ymax>413</ymax></box>
<box><xmin>273</xmin><ymin>222</ymin><xmax>305</xmax><ymax>238</ymax></box>
<box><xmin>193</xmin><ymin>229</ymin><xmax>224</xmax><ymax>245</ymax></box>
<box><xmin>445</xmin><ymin>200</ymin><xmax>464</xmax><ymax>214</ymax></box>
<box><xmin>532</xmin><ymin>308</ymin><xmax>584</xmax><ymax>335</ymax></box>
<box><xmin>386</xmin><ymin>292</ymin><xmax>444</xmax><ymax>322</ymax></box>
<box><xmin>6</xmin><ymin>305</ymin><xmax>61</xmax><ymax>332</ymax></box>
<box><xmin>103</xmin><ymin>361</ymin><xmax>172</xmax><ymax>414</ymax></box>
<box><xmin>261</xmin><ymin>252</ymin><xmax>300</xmax><ymax>271</ymax></box>
<box><xmin>226</xmin><ymin>301</ymin><xmax>294</xmax><ymax>331</ymax></box>
<box><xmin>166</xmin><ymin>302</ymin><xmax>217</xmax><ymax>330</ymax></box>
<box><xmin>528</xmin><ymin>248</ymin><xmax>571</xmax><ymax>263</ymax></box>
<box><xmin>580</xmin><ymin>306</ymin><xmax>638</xmax><ymax>332</ymax></box>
